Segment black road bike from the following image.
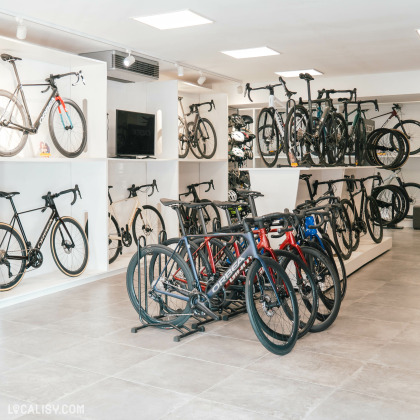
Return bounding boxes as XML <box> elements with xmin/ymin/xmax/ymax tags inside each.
<box><xmin>0</xmin><ymin>185</ymin><xmax>89</xmax><ymax>291</ymax></box>
<box><xmin>0</xmin><ymin>53</ymin><xmax>87</xmax><ymax>157</ymax></box>
<box><xmin>178</xmin><ymin>180</ymin><xmax>220</xmax><ymax>233</ymax></box>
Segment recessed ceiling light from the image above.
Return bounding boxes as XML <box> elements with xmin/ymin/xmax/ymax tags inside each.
<box><xmin>221</xmin><ymin>47</ymin><xmax>279</xmax><ymax>59</ymax></box>
<box><xmin>133</xmin><ymin>10</ymin><xmax>213</xmax><ymax>30</ymax></box>
<box><xmin>275</xmin><ymin>69</ymin><xmax>323</xmax><ymax>78</ymax></box>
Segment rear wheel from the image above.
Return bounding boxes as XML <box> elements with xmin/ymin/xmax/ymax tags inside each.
<box><xmin>196</xmin><ymin>118</ymin><xmax>217</xmax><ymax>159</ymax></box>
<box><xmin>341</xmin><ymin>199</ymin><xmax>360</xmax><ymax>252</ymax></box>
<box><xmin>257</xmin><ymin>108</ymin><xmax>280</xmax><ymax>167</ymax></box>
<box><xmin>365</xmin><ymin>196</ymin><xmax>383</xmax><ymax>243</ymax></box>
<box><xmin>331</xmin><ymin>205</ymin><xmax>353</xmax><ymax>260</ymax></box>
<box><xmin>178</xmin><ymin>117</ymin><xmax>189</xmax><ymax>158</ymax></box>
<box><xmin>393</xmin><ymin>119</ymin><xmax>420</xmax><ymax>155</ymax></box>
<box><xmin>132</xmin><ymin>205</ymin><xmax>165</xmax><ymax>246</ymax></box>
<box><xmin>371</xmin><ymin>185</ymin><xmax>407</xmax><ymax>226</ymax></box>
<box><xmin>403</xmin><ymin>182</ymin><xmax>420</xmax><ymax>219</ymax></box>
<box><xmin>108</xmin><ymin>214</ymin><xmax>122</xmax><ymax>264</ymax></box>
<box><xmin>0</xmin><ymin>224</ymin><xmax>26</xmax><ymax>291</ymax></box>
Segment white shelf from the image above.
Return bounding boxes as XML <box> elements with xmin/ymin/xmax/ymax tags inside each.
<box><xmin>180</xmin><ymin>158</ymin><xmax>227</xmax><ymax>163</ymax></box>
<box><xmin>0</xmin><ymin>157</ymin><xmax>106</xmax><ymax>163</ymax></box>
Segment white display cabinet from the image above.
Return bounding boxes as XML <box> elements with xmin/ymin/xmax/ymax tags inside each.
<box><xmin>244</xmin><ymin>166</ymin><xmax>392</xmax><ymax>275</ymax></box>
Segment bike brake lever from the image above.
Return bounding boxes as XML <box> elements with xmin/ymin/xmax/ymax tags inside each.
<box><xmin>41</xmin><ymin>86</ymin><xmax>50</xmax><ymax>94</ymax></box>
<box><xmin>76</xmin><ymin>184</ymin><xmax>82</xmax><ymax>200</ymax></box>
<box><xmin>153</xmin><ymin>179</ymin><xmax>159</xmax><ymax>193</ymax></box>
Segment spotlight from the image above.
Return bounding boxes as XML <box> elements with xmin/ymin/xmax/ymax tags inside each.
<box><xmin>177</xmin><ymin>64</ymin><xmax>184</xmax><ymax>77</ymax></box>
<box><xmin>237</xmin><ymin>85</ymin><xmax>243</xmax><ymax>94</ymax></box>
<box><xmin>123</xmin><ymin>51</ymin><xmax>135</xmax><ymax>67</ymax></box>
<box><xmin>16</xmin><ymin>17</ymin><xmax>27</xmax><ymax>40</ymax></box>
<box><xmin>197</xmin><ymin>72</ymin><xmax>206</xmax><ymax>85</ymax></box>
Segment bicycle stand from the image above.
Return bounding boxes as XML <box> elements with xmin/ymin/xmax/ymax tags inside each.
<box><xmin>221</xmin><ymin>301</ymin><xmax>247</xmax><ymax>321</ymax></box>
<box><xmin>384</xmin><ymin>224</ymin><xmax>404</xmax><ymax>230</ymax></box>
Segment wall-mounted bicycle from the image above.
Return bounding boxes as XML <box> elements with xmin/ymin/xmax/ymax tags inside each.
<box><xmin>0</xmin><ymin>53</ymin><xmax>87</xmax><ymax>157</ymax></box>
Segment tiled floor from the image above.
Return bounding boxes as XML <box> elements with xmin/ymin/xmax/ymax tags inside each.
<box><xmin>0</xmin><ymin>229</ymin><xmax>419</xmax><ymax>419</ymax></box>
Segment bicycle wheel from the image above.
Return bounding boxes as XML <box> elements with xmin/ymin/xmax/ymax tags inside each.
<box><xmin>132</xmin><ymin>205</ymin><xmax>165</xmax><ymax>246</ymax></box>
<box><xmin>393</xmin><ymin>119</ymin><xmax>420</xmax><ymax>155</ymax></box>
<box><xmin>178</xmin><ymin>117</ymin><xmax>189</xmax><ymax>158</ymax></box>
<box><xmin>196</xmin><ymin>118</ymin><xmax>217</xmax><ymax>159</ymax></box>
<box><xmin>245</xmin><ymin>257</ymin><xmax>299</xmax><ymax>355</ymax></box>
<box><xmin>257</xmin><ymin>108</ymin><xmax>280</xmax><ymax>167</ymax></box>
<box><xmin>0</xmin><ymin>90</ymin><xmax>29</xmax><ymax>157</ymax></box>
<box><xmin>340</xmin><ymin>198</ymin><xmax>360</xmax><ymax>252</ymax></box>
<box><xmin>404</xmin><ymin>182</ymin><xmax>420</xmax><ymax>219</ymax></box>
<box><xmin>273</xmin><ymin>249</ymin><xmax>318</xmax><ymax>339</ymax></box>
<box><xmin>333</xmin><ymin>113</ymin><xmax>349</xmax><ymax>164</ymax></box>
<box><xmin>365</xmin><ymin>196</ymin><xmax>383</xmax><ymax>243</ymax></box>
<box><xmin>126</xmin><ymin>244</ymin><xmax>194</xmax><ymax>327</ymax></box>
<box><xmin>299</xmin><ymin>246</ymin><xmax>341</xmax><ymax>333</ymax></box>
<box><xmin>331</xmin><ymin>205</ymin><xmax>353</xmax><ymax>259</ymax></box>
<box><xmin>0</xmin><ymin>223</ymin><xmax>27</xmax><ymax>291</ymax></box>
<box><xmin>319</xmin><ymin>113</ymin><xmax>339</xmax><ymax>166</ymax></box>
<box><xmin>367</xmin><ymin>129</ymin><xmax>405</xmax><ymax>169</ymax></box>
<box><xmin>199</xmin><ymin>200</ymin><xmax>220</xmax><ymax>233</ymax></box>
<box><xmin>108</xmin><ymin>213</ymin><xmax>122</xmax><ymax>264</ymax></box>
<box><xmin>371</xmin><ymin>185</ymin><xmax>407</xmax><ymax>226</ymax></box>
<box><xmin>50</xmin><ymin>217</ymin><xmax>89</xmax><ymax>276</ymax></box>
<box><xmin>49</xmin><ymin>98</ymin><xmax>87</xmax><ymax>158</ymax></box>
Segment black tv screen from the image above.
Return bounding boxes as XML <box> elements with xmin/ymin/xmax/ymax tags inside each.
<box><xmin>116</xmin><ymin>110</ymin><xmax>155</xmax><ymax>156</ymax></box>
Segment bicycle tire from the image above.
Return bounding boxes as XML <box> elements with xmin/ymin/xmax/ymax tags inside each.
<box><xmin>198</xmin><ymin>200</ymin><xmax>220</xmax><ymax>233</ymax></box>
<box><xmin>0</xmin><ymin>90</ymin><xmax>29</xmax><ymax>157</ymax></box>
<box><xmin>132</xmin><ymin>205</ymin><xmax>165</xmax><ymax>246</ymax></box>
<box><xmin>333</xmin><ymin>112</ymin><xmax>349</xmax><ymax>164</ymax></box>
<box><xmin>178</xmin><ymin>117</ymin><xmax>190</xmax><ymax>158</ymax></box>
<box><xmin>245</xmin><ymin>257</ymin><xmax>299</xmax><ymax>355</ymax></box>
<box><xmin>403</xmin><ymin>182</ymin><xmax>420</xmax><ymax>219</ymax></box>
<box><xmin>393</xmin><ymin>119</ymin><xmax>420</xmax><ymax>155</ymax></box>
<box><xmin>299</xmin><ymin>246</ymin><xmax>341</xmax><ymax>333</ymax></box>
<box><xmin>367</xmin><ymin>128</ymin><xmax>405</xmax><ymax>169</ymax></box>
<box><xmin>126</xmin><ymin>244</ymin><xmax>194</xmax><ymax>327</ymax></box>
<box><xmin>331</xmin><ymin>205</ymin><xmax>353</xmax><ymax>260</ymax></box>
<box><xmin>340</xmin><ymin>198</ymin><xmax>360</xmax><ymax>252</ymax></box>
<box><xmin>49</xmin><ymin>98</ymin><xmax>87</xmax><ymax>158</ymax></box>
<box><xmin>196</xmin><ymin>118</ymin><xmax>217</xmax><ymax>159</ymax></box>
<box><xmin>371</xmin><ymin>185</ymin><xmax>407</xmax><ymax>226</ymax></box>
<box><xmin>365</xmin><ymin>196</ymin><xmax>383</xmax><ymax>243</ymax></box>
<box><xmin>0</xmin><ymin>223</ymin><xmax>27</xmax><ymax>291</ymax></box>
<box><xmin>273</xmin><ymin>249</ymin><xmax>318</xmax><ymax>339</ymax></box>
<box><xmin>50</xmin><ymin>217</ymin><xmax>89</xmax><ymax>276</ymax></box>
<box><xmin>257</xmin><ymin>108</ymin><xmax>280</xmax><ymax>167</ymax></box>
<box><xmin>108</xmin><ymin>213</ymin><xmax>122</xmax><ymax>264</ymax></box>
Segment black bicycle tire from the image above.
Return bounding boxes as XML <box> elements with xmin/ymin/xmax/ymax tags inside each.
<box><xmin>50</xmin><ymin>216</ymin><xmax>89</xmax><ymax>276</ymax></box>
<box><xmin>340</xmin><ymin>198</ymin><xmax>360</xmax><ymax>252</ymax></box>
<box><xmin>365</xmin><ymin>196</ymin><xmax>384</xmax><ymax>243</ymax></box>
<box><xmin>196</xmin><ymin>118</ymin><xmax>217</xmax><ymax>159</ymax></box>
<box><xmin>245</xmin><ymin>257</ymin><xmax>299</xmax><ymax>355</ymax></box>
<box><xmin>108</xmin><ymin>213</ymin><xmax>122</xmax><ymax>264</ymax></box>
<box><xmin>0</xmin><ymin>90</ymin><xmax>29</xmax><ymax>157</ymax></box>
<box><xmin>126</xmin><ymin>244</ymin><xmax>194</xmax><ymax>327</ymax></box>
<box><xmin>371</xmin><ymin>185</ymin><xmax>407</xmax><ymax>226</ymax></box>
<box><xmin>331</xmin><ymin>205</ymin><xmax>353</xmax><ymax>260</ymax></box>
<box><xmin>257</xmin><ymin>108</ymin><xmax>280</xmax><ymax>167</ymax></box>
<box><xmin>178</xmin><ymin>117</ymin><xmax>190</xmax><ymax>158</ymax></box>
<box><xmin>393</xmin><ymin>119</ymin><xmax>420</xmax><ymax>155</ymax></box>
<box><xmin>0</xmin><ymin>223</ymin><xmax>27</xmax><ymax>291</ymax></box>
<box><xmin>403</xmin><ymin>182</ymin><xmax>420</xmax><ymax>219</ymax></box>
<box><xmin>49</xmin><ymin>98</ymin><xmax>87</xmax><ymax>158</ymax></box>
<box><xmin>132</xmin><ymin>205</ymin><xmax>165</xmax><ymax>247</ymax></box>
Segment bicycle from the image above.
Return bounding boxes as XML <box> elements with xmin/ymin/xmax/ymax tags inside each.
<box><xmin>178</xmin><ymin>96</ymin><xmax>217</xmax><ymax>159</ymax></box>
<box><xmin>178</xmin><ymin>180</ymin><xmax>220</xmax><ymax>234</ymax></box>
<box><xmin>106</xmin><ymin>180</ymin><xmax>165</xmax><ymax>264</ymax></box>
<box><xmin>0</xmin><ymin>53</ymin><xmax>87</xmax><ymax>158</ymax></box>
<box><xmin>340</xmin><ymin>175</ymin><xmax>383</xmax><ymax>250</ymax></box>
<box><xmin>126</xmin><ymin>199</ymin><xmax>300</xmax><ymax>355</ymax></box>
<box><xmin>244</xmin><ymin>76</ymin><xmax>297</xmax><ymax>167</ymax></box>
<box><xmin>370</xmin><ymin>103</ymin><xmax>420</xmax><ymax>155</ymax></box>
<box><xmin>0</xmin><ymin>185</ymin><xmax>88</xmax><ymax>291</ymax></box>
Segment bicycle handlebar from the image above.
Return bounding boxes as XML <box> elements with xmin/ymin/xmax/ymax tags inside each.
<box><xmin>189</xmin><ymin>100</ymin><xmax>215</xmax><ymax>114</ymax></box>
<box><xmin>317</xmin><ymin>88</ymin><xmax>357</xmax><ymax>101</ymax></box>
<box><xmin>187</xmin><ymin>179</ymin><xmax>215</xmax><ymax>192</ymax></box>
<box><xmin>41</xmin><ymin>184</ymin><xmax>81</xmax><ymax>208</ymax></box>
<box><xmin>244</xmin><ymin>77</ymin><xmax>296</xmax><ymax>103</ymax></box>
<box><xmin>339</xmin><ymin>98</ymin><xmax>379</xmax><ymax>112</ymax></box>
<box><xmin>129</xmin><ymin>179</ymin><xmax>159</xmax><ymax>197</ymax></box>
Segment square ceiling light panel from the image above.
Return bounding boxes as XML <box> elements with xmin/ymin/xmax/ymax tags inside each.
<box><xmin>221</xmin><ymin>47</ymin><xmax>280</xmax><ymax>59</ymax></box>
<box><xmin>275</xmin><ymin>69</ymin><xmax>323</xmax><ymax>77</ymax></box>
<box><xmin>133</xmin><ymin>10</ymin><xmax>213</xmax><ymax>30</ymax></box>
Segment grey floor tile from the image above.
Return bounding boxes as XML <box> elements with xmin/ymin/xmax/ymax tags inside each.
<box><xmin>0</xmin><ymin>350</ymin><xmax>35</xmax><ymax>375</ymax></box>
<box><xmin>0</xmin><ymin>393</ymin><xmax>29</xmax><ymax>420</ymax></box>
<box><xmin>393</xmin><ymin>323</ymin><xmax>420</xmax><ymax>344</ymax></box>
<box><xmin>306</xmin><ymin>389</ymin><xmax>418</xmax><ymax>420</ymax></box>
<box><xmin>116</xmin><ymin>353</ymin><xmax>239</xmax><ymax>395</ymax></box>
<box><xmin>0</xmin><ymin>328</ymin><xmax>87</xmax><ymax>359</ymax></box>
<box><xmin>200</xmin><ymin>369</ymin><xmax>333</xmax><ymax>420</ymax></box>
<box><xmin>246</xmin><ymin>349</ymin><xmax>362</xmax><ymax>387</ymax></box>
<box><xmin>161</xmin><ymin>397</ymin><xmax>280</xmax><ymax>420</ymax></box>
<box><xmin>207</xmin><ymin>315</ymin><xmax>259</xmax><ymax>342</ymax></box>
<box><xmin>341</xmin><ymin>362</ymin><xmax>420</xmax><ymax>406</ymax></box>
<box><xmin>45</xmin><ymin>339</ymin><xmax>157</xmax><ymax>376</ymax></box>
<box><xmin>370</xmin><ymin>341</ymin><xmax>420</xmax><ymax>372</ymax></box>
<box><xmin>0</xmin><ymin>320</ymin><xmax>36</xmax><ymax>340</ymax></box>
<box><xmin>0</xmin><ymin>360</ymin><xmax>104</xmax><ymax>404</ymax></box>
<box><xmin>57</xmin><ymin>377</ymin><xmax>192</xmax><ymax>420</ymax></box>
<box><xmin>168</xmin><ymin>334</ymin><xmax>267</xmax><ymax>367</ymax></box>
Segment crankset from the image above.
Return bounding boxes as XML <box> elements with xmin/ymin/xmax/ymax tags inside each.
<box><xmin>189</xmin><ymin>290</ymin><xmax>219</xmax><ymax>320</ymax></box>
<box><xmin>27</xmin><ymin>249</ymin><xmax>43</xmax><ymax>269</ymax></box>
<box><xmin>205</xmin><ymin>276</ymin><xmax>226</xmax><ymax>310</ymax></box>
<box><xmin>121</xmin><ymin>228</ymin><xmax>133</xmax><ymax>247</ymax></box>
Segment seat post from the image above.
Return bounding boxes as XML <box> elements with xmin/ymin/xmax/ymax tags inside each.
<box><xmin>224</xmin><ymin>208</ymin><xmax>232</xmax><ymax>226</ymax></box>
<box><xmin>197</xmin><ymin>207</ymin><xmax>208</xmax><ymax>235</ymax></box>
<box><xmin>247</xmin><ymin>195</ymin><xmax>258</xmax><ymax>217</ymax></box>
<box><xmin>172</xmin><ymin>206</ymin><xmax>187</xmax><ymax>236</ymax></box>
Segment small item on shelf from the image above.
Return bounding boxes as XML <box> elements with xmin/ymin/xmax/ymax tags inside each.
<box><xmin>39</xmin><ymin>141</ymin><xmax>51</xmax><ymax>158</ymax></box>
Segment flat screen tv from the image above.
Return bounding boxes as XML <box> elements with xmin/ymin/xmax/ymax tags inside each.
<box><xmin>116</xmin><ymin>110</ymin><xmax>155</xmax><ymax>157</ymax></box>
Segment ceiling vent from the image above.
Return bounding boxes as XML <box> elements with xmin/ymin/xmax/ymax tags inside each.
<box><xmin>79</xmin><ymin>50</ymin><xmax>159</xmax><ymax>83</ymax></box>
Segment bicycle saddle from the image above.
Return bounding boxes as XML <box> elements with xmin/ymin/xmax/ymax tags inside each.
<box><xmin>213</xmin><ymin>200</ymin><xmax>247</xmax><ymax>209</ymax></box>
<box><xmin>1</xmin><ymin>54</ymin><xmax>22</xmax><ymax>62</ymax></box>
<box><xmin>108</xmin><ymin>186</ymin><xmax>113</xmax><ymax>189</ymax></box>
<box><xmin>181</xmin><ymin>201</ymin><xmax>213</xmax><ymax>209</ymax></box>
<box><xmin>0</xmin><ymin>191</ymin><xmax>20</xmax><ymax>199</ymax></box>
<box><xmin>299</xmin><ymin>174</ymin><xmax>312</xmax><ymax>180</ymax></box>
<box><xmin>160</xmin><ymin>198</ymin><xmax>184</xmax><ymax>207</ymax></box>
<box><xmin>236</xmin><ymin>189</ymin><xmax>264</xmax><ymax>198</ymax></box>
<box><xmin>299</xmin><ymin>73</ymin><xmax>314</xmax><ymax>81</ymax></box>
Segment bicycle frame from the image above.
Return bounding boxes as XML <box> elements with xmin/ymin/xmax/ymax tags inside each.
<box><xmin>108</xmin><ymin>195</ymin><xmax>140</xmax><ymax>241</ymax></box>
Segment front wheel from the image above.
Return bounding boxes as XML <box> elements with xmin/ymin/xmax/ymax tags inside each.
<box><xmin>393</xmin><ymin>119</ymin><xmax>420</xmax><ymax>155</ymax></box>
<box><xmin>245</xmin><ymin>257</ymin><xmax>299</xmax><ymax>355</ymax></box>
<box><xmin>50</xmin><ymin>217</ymin><xmax>89</xmax><ymax>276</ymax></box>
<box><xmin>0</xmin><ymin>90</ymin><xmax>29</xmax><ymax>157</ymax></box>
<box><xmin>196</xmin><ymin>118</ymin><xmax>217</xmax><ymax>159</ymax></box>
<box><xmin>403</xmin><ymin>182</ymin><xmax>420</xmax><ymax>219</ymax></box>
<box><xmin>257</xmin><ymin>108</ymin><xmax>280</xmax><ymax>167</ymax></box>
<box><xmin>365</xmin><ymin>196</ymin><xmax>383</xmax><ymax>243</ymax></box>
<box><xmin>49</xmin><ymin>98</ymin><xmax>87</xmax><ymax>158</ymax></box>
<box><xmin>132</xmin><ymin>205</ymin><xmax>165</xmax><ymax>246</ymax></box>
<box><xmin>178</xmin><ymin>117</ymin><xmax>190</xmax><ymax>158</ymax></box>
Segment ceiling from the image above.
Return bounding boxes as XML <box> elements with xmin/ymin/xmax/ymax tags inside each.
<box><xmin>1</xmin><ymin>0</ymin><xmax>420</xmax><ymax>86</ymax></box>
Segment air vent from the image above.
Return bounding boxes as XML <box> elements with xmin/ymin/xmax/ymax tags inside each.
<box><xmin>79</xmin><ymin>50</ymin><xmax>160</xmax><ymax>83</ymax></box>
